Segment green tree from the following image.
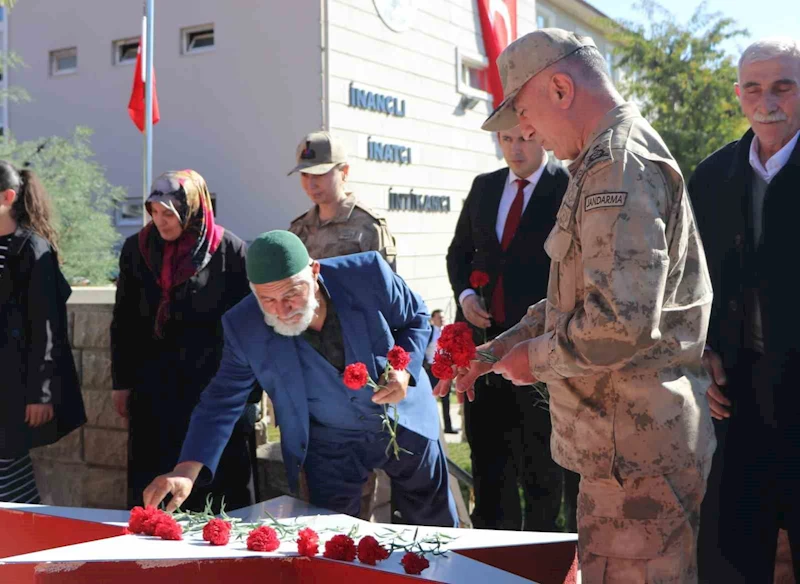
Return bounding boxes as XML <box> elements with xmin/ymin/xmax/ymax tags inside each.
<box><xmin>601</xmin><ymin>1</ymin><xmax>750</xmax><ymax>176</ymax></box>
<box><xmin>0</xmin><ymin>128</ymin><xmax>125</xmax><ymax>285</ymax></box>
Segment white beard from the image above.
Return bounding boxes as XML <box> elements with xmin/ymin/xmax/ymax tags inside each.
<box><xmin>259</xmin><ymin>293</ymin><xmax>319</xmax><ymax>337</ymax></box>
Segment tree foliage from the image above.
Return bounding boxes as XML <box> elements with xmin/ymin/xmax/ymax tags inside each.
<box><xmin>0</xmin><ymin>128</ymin><xmax>125</xmax><ymax>285</ymax></box>
<box><xmin>601</xmin><ymin>1</ymin><xmax>750</xmax><ymax>175</ymax></box>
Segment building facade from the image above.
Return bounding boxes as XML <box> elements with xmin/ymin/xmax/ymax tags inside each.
<box><xmin>6</xmin><ymin>0</ymin><xmax>614</xmax><ymax>313</ymax></box>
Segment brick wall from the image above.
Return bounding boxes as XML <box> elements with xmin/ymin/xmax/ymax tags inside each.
<box><xmin>31</xmin><ymin>288</ymin><xmax>128</xmax><ymax>509</ymax></box>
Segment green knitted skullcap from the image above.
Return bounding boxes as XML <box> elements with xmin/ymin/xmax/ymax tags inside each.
<box><xmin>246</xmin><ymin>230</ymin><xmax>310</xmax><ymax>284</ymax></box>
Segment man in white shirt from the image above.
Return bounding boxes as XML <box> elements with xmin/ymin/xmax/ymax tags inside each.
<box><xmin>423</xmin><ymin>310</ymin><xmax>454</xmax><ymax>433</ymax></box>
<box><xmin>689</xmin><ymin>37</ymin><xmax>800</xmax><ymax>583</ymax></box>
<box><xmin>445</xmin><ymin>126</ymin><xmax>577</xmax><ymax>532</ymax></box>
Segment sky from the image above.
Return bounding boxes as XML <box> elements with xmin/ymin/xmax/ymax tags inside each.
<box><xmin>588</xmin><ymin>0</ymin><xmax>799</xmax><ymax>56</ymax></box>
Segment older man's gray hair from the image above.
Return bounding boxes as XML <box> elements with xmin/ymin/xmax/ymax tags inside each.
<box><xmin>738</xmin><ymin>37</ymin><xmax>800</xmax><ymax>79</ymax></box>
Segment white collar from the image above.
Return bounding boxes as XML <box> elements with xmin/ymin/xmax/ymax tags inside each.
<box><xmin>507</xmin><ymin>157</ymin><xmax>547</xmax><ymax>188</ymax></box>
<box><xmin>748</xmin><ymin>129</ymin><xmax>800</xmax><ymax>183</ymax></box>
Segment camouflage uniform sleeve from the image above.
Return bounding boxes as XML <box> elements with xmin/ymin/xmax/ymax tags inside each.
<box><xmin>361</xmin><ymin>217</ymin><xmax>398</xmax><ymax>272</ymax></box>
<box><xmin>491</xmin><ymin>300</ymin><xmax>547</xmax><ymax>356</ymax></box>
<box><xmin>528</xmin><ymin>155</ymin><xmax>675</xmax><ymax>383</ymax></box>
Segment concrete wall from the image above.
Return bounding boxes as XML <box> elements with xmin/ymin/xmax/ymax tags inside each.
<box><xmin>31</xmin><ymin>288</ymin><xmax>127</xmax><ymax>509</ymax></box>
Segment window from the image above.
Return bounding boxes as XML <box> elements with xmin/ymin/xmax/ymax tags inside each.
<box><xmin>455</xmin><ymin>47</ymin><xmax>491</xmax><ymax>103</ymax></box>
<box><xmin>182</xmin><ymin>24</ymin><xmax>215</xmax><ymax>55</ymax></box>
<box><xmin>536</xmin><ymin>6</ymin><xmax>555</xmax><ymax>29</ymax></box>
<box><xmin>116</xmin><ymin>199</ymin><xmax>143</xmax><ymax>227</ymax></box>
<box><xmin>50</xmin><ymin>47</ymin><xmax>77</xmax><ymax>76</ymax></box>
<box><xmin>114</xmin><ymin>38</ymin><xmax>139</xmax><ymax>65</ymax></box>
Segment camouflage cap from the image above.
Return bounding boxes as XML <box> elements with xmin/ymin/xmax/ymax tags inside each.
<box><xmin>482</xmin><ymin>28</ymin><xmax>597</xmax><ymax>132</ymax></box>
<box><xmin>287</xmin><ymin>131</ymin><xmax>348</xmax><ymax>176</ymax></box>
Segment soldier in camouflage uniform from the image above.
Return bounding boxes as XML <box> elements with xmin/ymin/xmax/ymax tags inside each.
<box><xmin>442</xmin><ymin>29</ymin><xmax>716</xmax><ymax>583</ymax></box>
<box><xmin>288</xmin><ymin>131</ymin><xmax>397</xmax><ymax>271</ymax></box>
<box><xmin>287</xmin><ymin>131</ymin><xmax>397</xmax><ymax>520</ymax></box>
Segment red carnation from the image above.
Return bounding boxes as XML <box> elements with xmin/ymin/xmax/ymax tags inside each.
<box><xmin>431</xmin><ymin>351</ymin><xmax>455</xmax><ymax>380</ymax></box>
<box><xmin>469</xmin><ymin>270</ymin><xmax>490</xmax><ymax>289</ymax></box>
<box><xmin>357</xmin><ymin>535</ymin><xmax>389</xmax><ymax>565</ymax></box>
<box><xmin>154</xmin><ymin>515</ymin><xmax>183</xmax><ymax>541</ymax></box>
<box><xmin>387</xmin><ymin>346</ymin><xmax>411</xmax><ymax>371</ymax></box>
<box><xmin>141</xmin><ymin>509</ymin><xmax>173</xmax><ymax>536</ymax></box>
<box><xmin>323</xmin><ymin>534</ymin><xmax>357</xmax><ymax>561</ymax></box>
<box><xmin>343</xmin><ymin>362</ymin><xmax>369</xmax><ymax>390</ymax></box>
<box><xmin>202</xmin><ymin>518</ymin><xmax>231</xmax><ymax>546</ymax></box>
<box><xmin>247</xmin><ymin>525</ymin><xmax>281</xmax><ymax>552</ymax></box>
<box><xmin>297</xmin><ymin>527</ymin><xmax>319</xmax><ymax>557</ymax></box>
<box><xmin>128</xmin><ymin>506</ymin><xmax>157</xmax><ymax>534</ymax></box>
<box><xmin>437</xmin><ymin>323</ymin><xmax>476</xmax><ymax>368</ymax></box>
<box><xmin>401</xmin><ymin>551</ymin><xmax>430</xmax><ymax>575</ymax></box>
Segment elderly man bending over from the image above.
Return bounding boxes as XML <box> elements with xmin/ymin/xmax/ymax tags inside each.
<box><xmin>144</xmin><ymin>230</ymin><xmax>457</xmax><ymax>527</ymax></box>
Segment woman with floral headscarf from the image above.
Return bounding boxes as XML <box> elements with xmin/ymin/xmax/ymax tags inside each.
<box><xmin>110</xmin><ymin>170</ymin><xmax>258</xmax><ymax>512</ymax></box>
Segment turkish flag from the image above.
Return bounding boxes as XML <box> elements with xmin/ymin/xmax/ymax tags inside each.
<box><xmin>477</xmin><ymin>0</ymin><xmax>518</xmax><ymax>109</ymax></box>
<box><xmin>127</xmin><ymin>34</ymin><xmax>160</xmax><ymax>132</ymax></box>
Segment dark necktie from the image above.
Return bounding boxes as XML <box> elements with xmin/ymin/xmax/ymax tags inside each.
<box><xmin>491</xmin><ymin>179</ymin><xmax>529</xmax><ymax>325</ymax></box>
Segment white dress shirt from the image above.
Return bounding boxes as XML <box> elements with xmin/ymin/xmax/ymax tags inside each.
<box><xmin>425</xmin><ymin>325</ymin><xmax>441</xmax><ymax>364</ymax></box>
<box><xmin>748</xmin><ymin>129</ymin><xmax>800</xmax><ymax>183</ymax></box>
<box><xmin>459</xmin><ymin>159</ymin><xmax>547</xmax><ymax>306</ymax></box>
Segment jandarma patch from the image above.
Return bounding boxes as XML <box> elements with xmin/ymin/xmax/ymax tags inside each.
<box><xmin>585</xmin><ymin>192</ymin><xmax>627</xmax><ymax>212</ymax></box>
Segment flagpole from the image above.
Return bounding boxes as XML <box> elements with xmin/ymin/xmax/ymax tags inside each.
<box><xmin>143</xmin><ymin>0</ymin><xmax>155</xmax><ymax>222</ymax></box>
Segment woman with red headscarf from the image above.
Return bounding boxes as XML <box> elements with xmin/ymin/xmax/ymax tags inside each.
<box><xmin>111</xmin><ymin>170</ymin><xmax>258</xmax><ymax>512</ymax></box>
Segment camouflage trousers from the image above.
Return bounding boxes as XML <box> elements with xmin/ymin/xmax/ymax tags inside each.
<box><xmin>578</xmin><ymin>458</ymin><xmax>712</xmax><ymax>584</ymax></box>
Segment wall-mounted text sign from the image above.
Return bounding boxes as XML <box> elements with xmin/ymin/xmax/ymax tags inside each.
<box><xmin>349</xmin><ymin>82</ymin><xmax>406</xmax><ymax>117</ymax></box>
<box><xmin>388</xmin><ymin>188</ymin><xmax>451</xmax><ymax>213</ymax></box>
<box><xmin>368</xmin><ymin>137</ymin><xmax>412</xmax><ymax>164</ymax></box>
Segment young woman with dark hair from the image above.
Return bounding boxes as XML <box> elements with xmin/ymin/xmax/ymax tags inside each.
<box><xmin>0</xmin><ymin>160</ymin><xmax>85</xmax><ymax>503</ymax></box>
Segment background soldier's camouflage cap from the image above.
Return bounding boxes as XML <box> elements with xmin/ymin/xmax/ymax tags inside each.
<box><xmin>287</xmin><ymin>131</ymin><xmax>348</xmax><ymax>176</ymax></box>
<box><xmin>482</xmin><ymin>28</ymin><xmax>597</xmax><ymax>132</ymax></box>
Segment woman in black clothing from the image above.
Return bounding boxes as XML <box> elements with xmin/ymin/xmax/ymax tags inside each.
<box><xmin>111</xmin><ymin>169</ymin><xmax>258</xmax><ymax>512</ymax></box>
<box><xmin>0</xmin><ymin>161</ymin><xmax>85</xmax><ymax>503</ymax></box>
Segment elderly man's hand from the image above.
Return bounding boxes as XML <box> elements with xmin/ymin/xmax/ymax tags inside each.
<box><xmin>492</xmin><ymin>340</ymin><xmax>538</xmax><ymax>386</ymax></box>
<box><xmin>373</xmin><ymin>369</ymin><xmax>410</xmax><ymax>405</ymax></box>
<box><xmin>142</xmin><ymin>462</ymin><xmax>202</xmax><ymax>512</ymax></box>
<box><xmin>702</xmin><ymin>348</ymin><xmax>730</xmax><ymax>420</ymax></box>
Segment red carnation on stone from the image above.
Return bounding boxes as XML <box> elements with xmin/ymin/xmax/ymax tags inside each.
<box><xmin>401</xmin><ymin>551</ymin><xmax>430</xmax><ymax>575</ymax></box>
<box><xmin>202</xmin><ymin>518</ymin><xmax>231</xmax><ymax>546</ymax></box>
<box><xmin>387</xmin><ymin>346</ymin><xmax>411</xmax><ymax>371</ymax></box>
<box><xmin>357</xmin><ymin>535</ymin><xmax>390</xmax><ymax>565</ymax></box>
<box><xmin>247</xmin><ymin>526</ymin><xmax>281</xmax><ymax>552</ymax></box>
<box><xmin>431</xmin><ymin>351</ymin><xmax>456</xmax><ymax>380</ymax></box>
<box><xmin>141</xmin><ymin>509</ymin><xmax>173</xmax><ymax>536</ymax></box>
<box><xmin>154</xmin><ymin>515</ymin><xmax>183</xmax><ymax>541</ymax></box>
<box><xmin>323</xmin><ymin>534</ymin><xmax>357</xmax><ymax>561</ymax></box>
<box><xmin>297</xmin><ymin>527</ymin><xmax>319</xmax><ymax>557</ymax></box>
<box><xmin>469</xmin><ymin>270</ymin><xmax>490</xmax><ymax>289</ymax></box>
<box><xmin>343</xmin><ymin>362</ymin><xmax>369</xmax><ymax>390</ymax></box>
<box><xmin>128</xmin><ymin>506</ymin><xmax>157</xmax><ymax>534</ymax></box>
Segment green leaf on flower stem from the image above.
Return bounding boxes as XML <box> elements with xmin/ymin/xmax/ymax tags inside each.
<box><xmin>476</xmin><ymin>350</ymin><xmax>500</xmax><ymax>363</ymax></box>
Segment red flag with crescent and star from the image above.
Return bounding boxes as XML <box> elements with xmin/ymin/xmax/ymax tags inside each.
<box><xmin>476</xmin><ymin>0</ymin><xmax>518</xmax><ymax>109</ymax></box>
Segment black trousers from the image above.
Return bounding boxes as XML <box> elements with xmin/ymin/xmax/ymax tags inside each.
<box><xmin>464</xmin><ymin>373</ymin><xmax>577</xmax><ymax>531</ymax></box>
<box><xmin>698</xmin><ymin>350</ymin><xmax>800</xmax><ymax>583</ymax></box>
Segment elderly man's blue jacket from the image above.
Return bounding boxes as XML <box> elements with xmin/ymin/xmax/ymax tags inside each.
<box><xmin>179</xmin><ymin>252</ymin><xmax>440</xmax><ymax>492</ymax></box>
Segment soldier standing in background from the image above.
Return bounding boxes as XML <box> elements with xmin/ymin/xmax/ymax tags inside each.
<box><xmin>288</xmin><ymin>131</ymin><xmax>396</xmax><ymax>270</ymax></box>
<box><xmin>287</xmin><ymin>130</ymin><xmax>398</xmax><ymax>521</ymax></box>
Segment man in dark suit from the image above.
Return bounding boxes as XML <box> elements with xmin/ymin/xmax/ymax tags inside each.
<box><xmin>690</xmin><ymin>38</ymin><xmax>800</xmax><ymax>583</ymax></box>
<box><xmin>445</xmin><ymin>126</ymin><xmax>577</xmax><ymax>531</ymax></box>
